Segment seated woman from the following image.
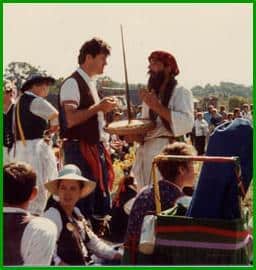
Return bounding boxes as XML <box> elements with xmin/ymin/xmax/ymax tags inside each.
<box><xmin>123</xmin><ymin>142</ymin><xmax>196</xmax><ymax>265</ymax></box>
<box><xmin>44</xmin><ymin>164</ymin><xmax>122</xmax><ymax>266</ymax></box>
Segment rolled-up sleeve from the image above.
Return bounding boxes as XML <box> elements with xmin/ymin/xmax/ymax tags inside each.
<box><xmin>30</xmin><ymin>97</ymin><xmax>59</xmax><ymax>125</ymax></box>
<box><xmin>169</xmin><ymin>87</ymin><xmax>194</xmax><ymax>137</ymax></box>
<box><xmin>86</xmin><ymin>229</ymin><xmax>116</xmax><ymax>260</ymax></box>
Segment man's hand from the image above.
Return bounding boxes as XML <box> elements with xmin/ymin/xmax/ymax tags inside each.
<box><xmin>98</xmin><ymin>97</ymin><xmax>118</xmax><ymax>113</ymax></box>
<box><xmin>139</xmin><ymin>88</ymin><xmax>172</xmax><ymax>123</ymax></box>
<box><xmin>139</xmin><ymin>89</ymin><xmax>159</xmax><ymax>109</ymax></box>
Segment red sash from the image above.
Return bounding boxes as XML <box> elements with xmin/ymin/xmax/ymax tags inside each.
<box><xmin>80</xmin><ymin>140</ymin><xmax>114</xmax><ymax>192</ymax></box>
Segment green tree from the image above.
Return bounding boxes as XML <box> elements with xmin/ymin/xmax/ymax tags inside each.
<box><xmin>4</xmin><ymin>62</ymin><xmax>47</xmax><ymax>90</ymax></box>
<box><xmin>228</xmin><ymin>96</ymin><xmax>248</xmax><ymax>111</ymax></box>
<box><xmin>49</xmin><ymin>77</ymin><xmax>64</xmax><ymax>95</ymax></box>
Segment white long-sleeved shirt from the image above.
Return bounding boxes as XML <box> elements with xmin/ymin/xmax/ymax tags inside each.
<box><xmin>4</xmin><ymin>207</ymin><xmax>57</xmax><ymax>266</ymax></box>
<box><xmin>142</xmin><ymin>85</ymin><xmax>194</xmax><ymax>140</ymax></box>
<box><xmin>194</xmin><ymin>118</ymin><xmax>209</xmax><ymax>137</ymax></box>
<box><xmin>44</xmin><ymin>206</ymin><xmax>117</xmax><ymax>265</ymax></box>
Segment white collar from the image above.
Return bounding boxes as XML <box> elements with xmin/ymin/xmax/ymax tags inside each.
<box><xmin>24</xmin><ymin>90</ymin><xmax>39</xmax><ymax>98</ymax></box>
<box><xmin>3</xmin><ymin>206</ymin><xmax>29</xmax><ymax>214</ymax></box>
<box><xmin>77</xmin><ymin>67</ymin><xmax>93</xmax><ymax>84</ymax></box>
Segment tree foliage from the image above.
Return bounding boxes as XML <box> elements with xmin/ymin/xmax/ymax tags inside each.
<box><xmin>49</xmin><ymin>77</ymin><xmax>64</xmax><ymax>95</ymax></box>
<box><xmin>4</xmin><ymin>62</ymin><xmax>47</xmax><ymax>90</ymax></box>
<box><xmin>191</xmin><ymin>82</ymin><xmax>252</xmax><ymax>99</ymax></box>
<box><xmin>228</xmin><ymin>96</ymin><xmax>248</xmax><ymax>111</ymax></box>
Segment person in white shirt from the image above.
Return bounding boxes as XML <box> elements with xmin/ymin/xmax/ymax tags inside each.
<box><xmin>131</xmin><ymin>51</ymin><xmax>194</xmax><ymax>191</ymax></box>
<box><xmin>59</xmin><ymin>38</ymin><xmax>117</xmax><ymax>219</ymax></box>
<box><xmin>194</xmin><ymin>112</ymin><xmax>209</xmax><ymax>155</ymax></box>
<box><xmin>241</xmin><ymin>103</ymin><xmax>252</xmax><ymax>123</ymax></box>
<box><xmin>44</xmin><ymin>164</ymin><xmax>122</xmax><ymax>265</ymax></box>
<box><xmin>8</xmin><ymin>74</ymin><xmax>59</xmax><ymax>216</ymax></box>
<box><xmin>4</xmin><ymin>162</ymin><xmax>57</xmax><ymax>266</ymax></box>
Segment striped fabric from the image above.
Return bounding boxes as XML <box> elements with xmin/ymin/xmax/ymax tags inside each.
<box><xmin>152</xmin><ymin>212</ymin><xmax>250</xmax><ymax>265</ymax></box>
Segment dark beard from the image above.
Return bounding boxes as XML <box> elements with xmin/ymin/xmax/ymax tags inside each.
<box><xmin>147</xmin><ymin>70</ymin><xmax>165</xmax><ymax>94</ymax></box>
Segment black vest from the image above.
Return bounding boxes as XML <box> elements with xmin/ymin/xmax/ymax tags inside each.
<box><xmin>54</xmin><ymin>203</ymin><xmax>90</xmax><ymax>265</ymax></box>
<box><xmin>15</xmin><ymin>94</ymin><xmax>48</xmax><ymax>140</ymax></box>
<box><xmin>4</xmin><ymin>105</ymin><xmax>14</xmax><ymax>148</ymax></box>
<box><xmin>4</xmin><ymin>213</ymin><xmax>31</xmax><ymax>265</ymax></box>
<box><xmin>59</xmin><ymin>71</ymin><xmax>100</xmax><ymax>144</ymax></box>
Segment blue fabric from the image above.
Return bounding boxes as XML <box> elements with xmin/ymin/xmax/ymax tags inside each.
<box><xmin>203</xmin><ymin>111</ymin><xmax>212</xmax><ymax>124</ymax></box>
<box><xmin>187</xmin><ymin>118</ymin><xmax>252</xmax><ymax>219</ymax></box>
<box><xmin>125</xmin><ymin>180</ymin><xmax>183</xmax><ymax>244</ymax></box>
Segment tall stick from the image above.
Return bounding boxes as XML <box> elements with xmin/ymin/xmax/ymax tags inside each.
<box><xmin>120</xmin><ymin>25</ymin><xmax>132</xmax><ymax>123</ymax></box>
<box><xmin>153</xmin><ymin>155</ymin><xmax>239</xmax><ymax>163</ymax></box>
<box><xmin>152</xmin><ymin>163</ymin><xmax>161</xmax><ymax>214</ymax></box>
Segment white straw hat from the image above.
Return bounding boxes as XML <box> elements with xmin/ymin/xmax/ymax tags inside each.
<box><xmin>45</xmin><ymin>164</ymin><xmax>96</xmax><ymax>198</ymax></box>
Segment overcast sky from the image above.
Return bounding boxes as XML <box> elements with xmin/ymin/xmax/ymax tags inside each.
<box><xmin>4</xmin><ymin>3</ymin><xmax>252</xmax><ymax>89</ymax></box>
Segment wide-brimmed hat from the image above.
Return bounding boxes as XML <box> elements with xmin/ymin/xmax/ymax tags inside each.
<box><xmin>20</xmin><ymin>74</ymin><xmax>55</xmax><ymax>92</ymax></box>
<box><xmin>45</xmin><ymin>164</ymin><xmax>96</xmax><ymax>198</ymax></box>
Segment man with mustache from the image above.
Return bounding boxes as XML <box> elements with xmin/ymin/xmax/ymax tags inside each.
<box><xmin>131</xmin><ymin>51</ymin><xmax>194</xmax><ymax>190</ymax></box>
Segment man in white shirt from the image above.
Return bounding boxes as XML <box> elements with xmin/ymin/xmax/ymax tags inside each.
<box><xmin>131</xmin><ymin>51</ymin><xmax>194</xmax><ymax>190</ymax></box>
<box><xmin>4</xmin><ymin>162</ymin><xmax>57</xmax><ymax>265</ymax></box>
<box><xmin>241</xmin><ymin>103</ymin><xmax>252</xmax><ymax>123</ymax></box>
<box><xmin>59</xmin><ymin>38</ymin><xmax>117</xmax><ymax>219</ymax></box>
<box><xmin>194</xmin><ymin>112</ymin><xmax>209</xmax><ymax>155</ymax></box>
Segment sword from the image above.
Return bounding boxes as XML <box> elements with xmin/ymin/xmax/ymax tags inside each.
<box><xmin>120</xmin><ymin>25</ymin><xmax>132</xmax><ymax>123</ymax></box>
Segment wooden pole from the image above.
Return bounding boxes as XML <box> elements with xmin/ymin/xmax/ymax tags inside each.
<box><xmin>120</xmin><ymin>25</ymin><xmax>132</xmax><ymax>123</ymax></box>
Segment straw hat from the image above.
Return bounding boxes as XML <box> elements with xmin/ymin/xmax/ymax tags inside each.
<box><xmin>45</xmin><ymin>164</ymin><xmax>96</xmax><ymax>198</ymax></box>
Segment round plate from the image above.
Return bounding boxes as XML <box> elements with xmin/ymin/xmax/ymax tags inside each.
<box><xmin>104</xmin><ymin>119</ymin><xmax>155</xmax><ymax>136</ymax></box>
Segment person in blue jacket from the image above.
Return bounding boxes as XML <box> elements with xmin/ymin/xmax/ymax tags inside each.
<box><xmin>187</xmin><ymin>118</ymin><xmax>252</xmax><ymax>219</ymax></box>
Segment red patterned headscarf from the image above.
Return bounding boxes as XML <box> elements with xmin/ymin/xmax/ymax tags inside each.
<box><xmin>148</xmin><ymin>50</ymin><xmax>180</xmax><ymax>76</ymax></box>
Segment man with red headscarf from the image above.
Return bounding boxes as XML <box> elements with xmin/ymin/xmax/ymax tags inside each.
<box><xmin>131</xmin><ymin>50</ymin><xmax>194</xmax><ymax>190</ymax></box>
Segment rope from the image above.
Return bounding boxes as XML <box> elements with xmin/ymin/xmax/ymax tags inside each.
<box><xmin>16</xmin><ymin>100</ymin><xmax>26</xmax><ymax>146</ymax></box>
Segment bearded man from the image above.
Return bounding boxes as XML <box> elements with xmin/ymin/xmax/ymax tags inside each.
<box><xmin>131</xmin><ymin>51</ymin><xmax>194</xmax><ymax>190</ymax></box>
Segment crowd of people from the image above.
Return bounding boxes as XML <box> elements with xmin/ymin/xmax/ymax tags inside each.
<box><xmin>3</xmin><ymin>37</ymin><xmax>253</xmax><ymax>266</ymax></box>
<box><xmin>191</xmin><ymin>103</ymin><xmax>252</xmax><ymax>156</ymax></box>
